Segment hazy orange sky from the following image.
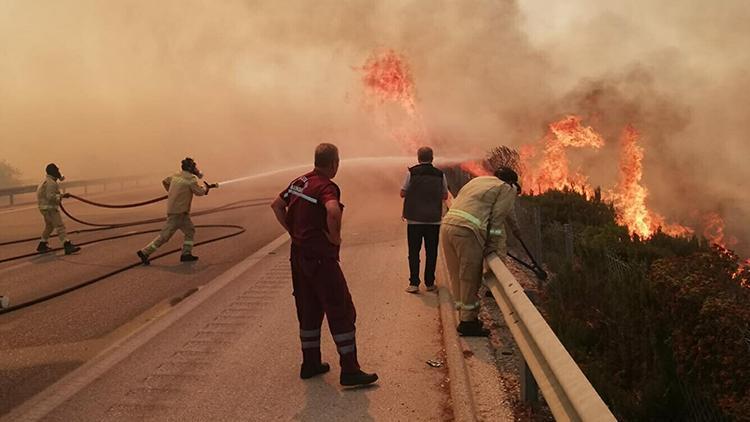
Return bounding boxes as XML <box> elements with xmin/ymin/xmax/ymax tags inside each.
<box><xmin>1</xmin><ymin>0</ymin><xmax>748</xmax><ymax>250</ymax></box>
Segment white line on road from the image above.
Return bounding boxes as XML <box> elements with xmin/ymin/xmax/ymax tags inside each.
<box><xmin>2</xmin><ymin>232</ymin><xmax>290</xmax><ymax>422</ymax></box>
<box><xmin>0</xmin><ymin>205</ymin><xmax>37</xmax><ymax>216</ymax></box>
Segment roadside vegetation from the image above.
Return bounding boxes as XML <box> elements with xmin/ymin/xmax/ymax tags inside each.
<box><xmin>525</xmin><ymin>189</ymin><xmax>749</xmax><ymax>420</ymax></box>
<box><xmin>443</xmin><ymin>147</ymin><xmax>749</xmax><ymax>420</ymax></box>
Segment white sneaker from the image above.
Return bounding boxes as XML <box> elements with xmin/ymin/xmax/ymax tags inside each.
<box><xmin>405</xmin><ymin>285</ymin><xmax>419</xmax><ymax>293</ymax></box>
<box><xmin>425</xmin><ymin>285</ymin><xmax>437</xmax><ymax>292</ymax></box>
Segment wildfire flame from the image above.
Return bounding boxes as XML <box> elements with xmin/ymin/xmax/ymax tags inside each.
<box><xmin>607</xmin><ymin>126</ymin><xmax>692</xmax><ymax>239</ymax></box>
<box><xmin>521</xmin><ymin>115</ymin><xmax>603</xmax><ymax>196</ymax></box>
<box><xmin>356</xmin><ymin>49</ymin><xmax>743</xmax><ymax>269</ymax></box>
<box><xmin>610</xmin><ymin>125</ymin><xmax>654</xmax><ymax>237</ymax></box>
<box><xmin>359</xmin><ymin>49</ymin><xmax>426</xmax><ymax>152</ymax></box>
<box><xmin>702</xmin><ymin>211</ymin><xmax>738</xmax><ymax>249</ymax></box>
<box><xmin>733</xmin><ymin>259</ymin><xmax>750</xmax><ymax>288</ymax></box>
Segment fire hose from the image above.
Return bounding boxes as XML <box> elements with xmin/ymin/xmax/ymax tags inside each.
<box><xmin>0</xmin><ymin>193</ymin><xmax>272</xmax><ymax>315</ymax></box>
<box><xmin>507</xmin><ymin>234</ymin><xmax>548</xmax><ymax>281</ymax></box>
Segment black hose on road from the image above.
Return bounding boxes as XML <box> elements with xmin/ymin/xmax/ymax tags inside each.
<box><xmin>0</xmin><ymin>194</ymin><xmax>273</xmax><ymax>315</ymax></box>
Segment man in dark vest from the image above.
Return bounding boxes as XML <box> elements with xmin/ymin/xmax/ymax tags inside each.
<box><xmin>401</xmin><ymin>146</ymin><xmax>449</xmax><ymax>293</ymax></box>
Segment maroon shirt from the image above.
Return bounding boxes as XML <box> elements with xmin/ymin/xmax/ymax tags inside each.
<box><xmin>280</xmin><ymin>169</ymin><xmax>343</xmax><ymax>259</ymax></box>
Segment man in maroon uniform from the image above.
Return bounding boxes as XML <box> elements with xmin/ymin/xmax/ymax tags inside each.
<box><xmin>271</xmin><ymin>143</ymin><xmax>378</xmax><ymax>387</ymax></box>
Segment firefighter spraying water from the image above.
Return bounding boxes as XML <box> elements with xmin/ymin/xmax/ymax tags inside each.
<box><xmin>136</xmin><ymin>157</ymin><xmax>219</xmax><ymax>265</ymax></box>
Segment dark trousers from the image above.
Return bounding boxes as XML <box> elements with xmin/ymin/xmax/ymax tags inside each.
<box><xmin>407</xmin><ymin>224</ymin><xmax>440</xmax><ymax>286</ymax></box>
<box><xmin>291</xmin><ymin>250</ymin><xmax>360</xmax><ymax>374</ymax></box>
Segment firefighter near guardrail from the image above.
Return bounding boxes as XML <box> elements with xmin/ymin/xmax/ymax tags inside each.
<box><xmin>441</xmin><ymin>166</ymin><xmax>522</xmax><ymax>337</ymax></box>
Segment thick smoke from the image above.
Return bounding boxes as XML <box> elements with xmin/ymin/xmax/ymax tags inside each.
<box><xmin>521</xmin><ymin>0</ymin><xmax>750</xmax><ymax>253</ymax></box>
<box><xmin>0</xmin><ymin>1</ymin><xmax>747</xmax><ymax>251</ymax></box>
<box><xmin>0</xmin><ymin>0</ymin><xmax>551</xmax><ymax>180</ymax></box>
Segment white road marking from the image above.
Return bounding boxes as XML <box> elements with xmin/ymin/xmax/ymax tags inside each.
<box><xmin>2</xmin><ymin>232</ymin><xmax>290</xmax><ymax>422</ymax></box>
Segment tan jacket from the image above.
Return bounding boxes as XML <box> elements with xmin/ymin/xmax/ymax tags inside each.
<box><xmin>442</xmin><ymin>176</ymin><xmax>520</xmax><ymax>255</ymax></box>
<box><xmin>37</xmin><ymin>175</ymin><xmax>62</xmax><ymax>210</ymax></box>
<box><xmin>163</xmin><ymin>171</ymin><xmax>207</xmax><ymax>214</ymax></box>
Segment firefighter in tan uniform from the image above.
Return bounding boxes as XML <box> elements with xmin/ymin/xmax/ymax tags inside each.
<box><xmin>137</xmin><ymin>158</ymin><xmax>216</xmax><ymax>265</ymax></box>
<box><xmin>441</xmin><ymin>167</ymin><xmax>521</xmax><ymax>337</ymax></box>
<box><xmin>36</xmin><ymin>163</ymin><xmax>81</xmax><ymax>255</ymax></box>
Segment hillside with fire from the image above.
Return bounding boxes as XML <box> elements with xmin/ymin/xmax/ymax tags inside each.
<box><xmin>360</xmin><ymin>47</ymin><xmax>749</xmax><ymax>419</ymax></box>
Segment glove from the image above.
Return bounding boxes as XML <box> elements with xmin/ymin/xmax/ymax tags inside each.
<box><xmin>204</xmin><ymin>181</ymin><xmax>219</xmax><ymax>194</ymax></box>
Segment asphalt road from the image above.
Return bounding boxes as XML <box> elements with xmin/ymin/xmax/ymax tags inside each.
<box><xmin>0</xmin><ymin>170</ymin><xmax>288</xmax><ymax>415</ymax></box>
<box><xmin>0</xmin><ymin>160</ymin><xmax>413</xmax><ymax>416</ymax></box>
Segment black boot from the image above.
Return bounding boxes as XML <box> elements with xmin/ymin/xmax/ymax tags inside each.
<box><xmin>180</xmin><ymin>253</ymin><xmax>199</xmax><ymax>262</ymax></box>
<box><xmin>63</xmin><ymin>241</ymin><xmax>81</xmax><ymax>255</ymax></box>
<box><xmin>457</xmin><ymin>320</ymin><xmax>490</xmax><ymax>337</ymax></box>
<box><xmin>37</xmin><ymin>241</ymin><xmax>51</xmax><ymax>253</ymax></box>
<box><xmin>137</xmin><ymin>250</ymin><xmax>150</xmax><ymax>266</ymax></box>
<box><xmin>300</xmin><ymin>362</ymin><xmax>330</xmax><ymax>379</ymax></box>
<box><xmin>340</xmin><ymin>370</ymin><xmax>379</xmax><ymax>387</ymax></box>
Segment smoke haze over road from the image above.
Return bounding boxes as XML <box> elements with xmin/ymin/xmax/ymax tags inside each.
<box><xmin>1</xmin><ymin>0</ymin><xmax>747</xmax><ymax>251</ymax></box>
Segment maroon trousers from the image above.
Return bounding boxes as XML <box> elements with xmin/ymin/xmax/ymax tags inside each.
<box><xmin>290</xmin><ymin>250</ymin><xmax>360</xmax><ymax>374</ymax></box>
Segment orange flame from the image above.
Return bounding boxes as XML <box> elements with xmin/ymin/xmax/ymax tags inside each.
<box><xmin>608</xmin><ymin>126</ymin><xmax>694</xmax><ymax>238</ymax></box>
<box><xmin>521</xmin><ymin>115</ymin><xmax>604</xmax><ymax>195</ymax></box>
<box><xmin>702</xmin><ymin>211</ymin><xmax>738</xmax><ymax>249</ymax></box>
<box><xmin>611</xmin><ymin>126</ymin><xmax>654</xmax><ymax>237</ymax></box>
<box><xmin>733</xmin><ymin>259</ymin><xmax>750</xmax><ymax>288</ymax></box>
<box><xmin>359</xmin><ymin>49</ymin><xmax>426</xmax><ymax>152</ymax></box>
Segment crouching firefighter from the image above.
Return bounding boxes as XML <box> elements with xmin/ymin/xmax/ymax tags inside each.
<box><xmin>441</xmin><ymin>167</ymin><xmax>521</xmax><ymax>337</ymax></box>
<box><xmin>36</xmin><ymin>163</ymin><xmax>81</xmax><ymax>255</ymax></box>
<box><xmin>270</xmin><ymin>142</ymin><xmax>378</xmax><ymax>387</ymax></box>
<box><xmin>137</xmin><ymin>158</ymin><xmax>217</xmax><ymax>265</ymax></box>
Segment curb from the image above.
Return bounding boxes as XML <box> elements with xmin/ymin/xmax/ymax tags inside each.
<box><xmin>437</xmin><ymin>256</ymin><xmax>478</xmax><ymax>422</ymax></box>
<box><xmin>2</xmin><ymin>233</ymin><xmax>290</xmax><ymax>422</ymax></box>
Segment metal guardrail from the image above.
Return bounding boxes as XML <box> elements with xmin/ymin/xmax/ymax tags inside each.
<box><xmin>0</xmin><ymin>175</ymin><xmax>156</xmax><ymax>206</ymax></box>
<box><xmin>484</xmin><ymin>253</ymin><xmax>616</xmax><ymax>422</ymax></box>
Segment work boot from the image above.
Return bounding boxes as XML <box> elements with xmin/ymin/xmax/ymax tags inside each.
<box><xmin>36</xmin><ymin>241</ymin><xmax>51</xmax><ymax>253</ymax></box>
<box><xmin>340</xmin><ymin>370</ymin><xmax>379</xmax><ymax>387</ymax></box>
<box><xmin>425</xmin><ymin>284</ymin><xmax>437</xmax><ymax>292</ymax></box>
<box><xmin>180</xmin><ymin>253</ymin><xmax>199</xmax><ymax>262</ymax></box>
<box><xmin>137</xmin><ymin>250</ymin><xmax>150</xmax><ymax>266</ymax></box>
<box><xmin>457</xmin><ymin>320</ymin><xmax>490</xmax><ymax>337</ymax></box>
<box><xmin>300</xmin><ymin>362</ymin><xmax>330</xmax><ymax>379</ymax></box>
<box><xmin>63</xmin><ymin>241</ymin><xmax>81</xmax><ymax>255</ymax></box>
<box><xmin>405</xmin><ymin>285</ymin><xmax>419</xmax><ymax>294</ymax></box>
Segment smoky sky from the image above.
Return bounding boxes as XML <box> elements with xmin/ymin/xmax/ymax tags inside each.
<box><xmin>1</xmin><ymin>0</ymin><xmax>747</xmax><ymax>251</ymax></box>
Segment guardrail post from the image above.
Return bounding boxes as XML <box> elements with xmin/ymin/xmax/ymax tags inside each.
<box><xmin>84</xmin><ymin>184</ymin><xmax>88</xmax><ymax>195</ymax></box>
<box><xmin>521</xmin><ymin>360</ymin><xmax>539</xmax><ymax>404</ymax></box>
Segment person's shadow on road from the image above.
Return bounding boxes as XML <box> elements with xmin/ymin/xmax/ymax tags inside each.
<box><xmin>294</xmin><ymin>376</ymin><xmax>378</xmax><ymax>422</ymax></box>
